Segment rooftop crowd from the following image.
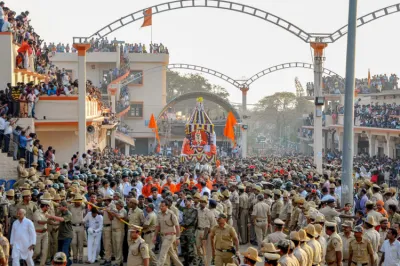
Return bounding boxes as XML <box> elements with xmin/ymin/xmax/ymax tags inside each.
<box><xmin>355</xmin><ymin>102</ymin><xmax>400</xmax><ymax>129</ymax></box>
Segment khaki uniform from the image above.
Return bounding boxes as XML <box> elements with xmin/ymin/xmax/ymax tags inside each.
<box><xmin>290</xmin><ymin>207</ymin><xmax>301</xmax><ymax>231</ymax></box>
<box><xmin>301</xmin><ymin>242</ymin><xmax>314</xmax><ymax>266</ymax></box>
<box><xmin>293</xmin><ymin>246</ymin><xmax>308</xmax><ymax>266</ymax></box>
<box><xmin>112</xmin><ymin>208</ymin><xmax>127</xmax><ymax>265</ymax></box>
<box><xmin>325</xmin><ymin>232</ymin><xmax>342</xmax><ymax>266</ymax></box>
<box><xmin>349</xmin><ymin>238</ymin><xmax>374</xmax><ymax>265</ymax></box>
<box><xmin>264</xmin><ymin>231</ymin><xmax>287</xmax><ymax>243</ymax></box>
<box><xmin>33</xmin><ymin>209</ymin><xmax>49</xmax><ymax>266</ymax></box>
<box><xmin>211</xmin><ymin>223</ymin><xmax>238</xmax><ymax>266</ymax></box>
<box><xmin>252</xmin><ymin>200</ymin><xmax>270</xmax><ymax>249</ymax></box>
<box><xmin>15</xmin><ymin>201</ymin><xmax>38</xmax><ymax>221</ymax></box>
<box><xmin>156</xmin><ymin>209</ymin><xmax>182</xmax><ymax>266</ymax></box>
<box><xmin>128</xmin><ymin>207</ymin><xmax>145</xmax><ymax>245</ymax></box>
<box><xmin>271</xmin><ymin>199</ymin><xmax>283</xmax><ymax>220</ymax></box>
<box><xmin>371</xmin><ymin>193</ymin><xmax>383</xmax><ymax>204</ymax></box>
<box><xmin>279</xmin><ymin>253</ymin><xmax>299</xmax><ymax>266</ymax></box>
<box><xmin>127</xmin><ymin>236</ymin><xmax>150</xmax><ymax>266</ymax></box>
<box><xmin>308</xmin><ymin>238</ymin><xmax>322</xmax><ymax>266</ymax></box>
<box><xmin>47</xmin><ymin>201</ymin><xmax>60</xmax><ymax>261</ymax></box>
<box><xmin>384</xmin><ymin>198</ymin><xmax>397</xmax><ymax>212</ymax></box>
<box><xmin>378</xmin><ymin>228</ymin><xmax>387</xmax><ymax>251</ymax></box>
<box><xmin>319</xmin><ymin>206</ymin><xmax>340</xmax><ymax>223</ymax></box>
<box><xmin>364</xmin><ymin>228</ymin><xmax>380</xmax><ymax>264</ymax></box>
<box><xmin>69</xmin><ymin>204</ymin><xmax>85</xmax><ymax>261</ymax></box>
<box><xmin>238</xmin><ymin>192</ymin><xmax>249</xmax><ymax>244</ymax></box>
<box><xmin>317</xmin><ymin>236</ymin><xmax>327</xmax><ymax>265</ymax></box>
<box><xmin>339</xmin><ymin>232</ymin><xmax>354</xmax><ymax>265</ymax></box>
<box><xmin>279</xmin><ymin>200</ymin><xmax>293</xmax><ymax>223</ymax></box>
<box><xmin>196</xmin><ymin>207</ymin><xmax>214</xmax><ymax>266</ymax></box>
<box><xmin>143</xmin><ymin>211</ymin><xmax>157</xmax><ymax>265</ymax></box>
<box><xmin>230</xmin><ymin>190</ymin><xmax>239</xmax><ymax>235</ymax></box>
<box><xmin>170</xmin><ymin>204</ymin><xmax>179</xmax><ymax>219</ymax></box>
<box><xmin>366</xmin><ymin>210</ymin><xmax>382</xmax><ymax>226</ymax></box>
<box><xmin>223</xmin><ymin>199</ymin><xmax>233</xmax><ymax>225</ymax></box>
<box><xmin>102</xmin><ymin>204</ymin><xmax>115</xmax><ymax>262</ymax></box>
<box><xmin>389</xmin><ymin>212</ymin><xmax>400</xmax><ymax>225</ymax></box>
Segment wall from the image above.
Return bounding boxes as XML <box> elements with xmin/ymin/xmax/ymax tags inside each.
<box><xmin>37</xmin><ymin>131</ymin><xmax>78</xmax><ymax>164</ymax></box>
<box><xmin>0</xmin><ymin>33</ymin><xmax>15</xmax><ymax>87</ymax></box>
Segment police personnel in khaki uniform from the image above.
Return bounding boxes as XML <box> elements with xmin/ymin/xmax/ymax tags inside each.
<box><xmin>111</xmin><ymin>200</ymin><xmax>127</xmax><ymax>266</ymax></box>
<box><xmin>305</xmin><ymin>224</ymin><xmax>322</xmax><ymax>266</ymax></box>
<box><xmin>252</xmin><ymin>194</ymin><xmax>270</xmax><ymax>250</ymax></box>
<box><xmin>325</xmin><ymin>221</ymin><xmax>343</xmax><ymax>266</ymax></box>
<box><xmin>210</xmin><ymin>213</ymin><xmax>240</xmax><ymax>266</ymax></box>
<box><xmin>196</xmin><ymin>196</ymin><xmax>214</xmax><ymax>266</ymax></box>
<box><xmin>68</xmin><ymin>194</ymin><xmax>85</xmax><ymax>264</ymax></box>
<box><xmin>127</xmin><ymin>198</ymin><xmax>144</xmax><ymax>245</ymax></box>
<box><xmin>222</xmin><ymin>190</ymin><xmax>233</xmax><ymax>225</ymax></box>
<box><xmin>127</xmin><ymin>225</ymin><xmax>150</xmax><ymax>266</ymax></box>
<box><xmin>271</xmin><ymin>189</ymin><xmax>283</xmax><ymax>220</ymax></box>
<box><xmin>33</xmin><ymin>200</ymin><xmax>50</xmax><ymax>266</ymax></box>
<box><xmin>47</xmin><ymin>193</ymin><xmax>61</xmax><ymax>262</ymax></box>
<box><xmin>229</xmin><ymin>184</ymin><xmax>240</xmax><ymax>235</ymax></box>
<box><xmin>238</xmin><ymin>185</ymin><xmax>249</xmax><ymax>244</ymax></box>
<box><xmin>15</xmin><ymin>189</ymin><xmax>38</xmax><ymax>221</ymax></box>
<box><xmin>265</xmin><ymin>219</ymin><xmax>287</xmax><ymax>243</ymax></box>
<box><xmin>153</xmin><ymin>201</ymin><xmax>182</xmax><ymax>266</ymax></box>
<box><xmin>348</xmin><ymin>226</ymin><xmax>374</xmax><ymax>266</ymax></box>
<box><xmin>339</xmin><ymin>221</ymin><xmax>354</xmax><ymax>266</ymax></box>
<box><xmin>142</xmin><ymin>203</ymin><xmax>157</xmax><ymax>266</ymax></box>
<box><xmin>279</xmin><ymin>191</ymin><xmax>292</xmax><ymax>227</ymax></box>
<box><xmin>101</xmin><ymin>195</ymin><xmax>115</xmax><ymax>265</ymax></box>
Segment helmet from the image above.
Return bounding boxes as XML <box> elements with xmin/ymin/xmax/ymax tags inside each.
<box><xmin>53</xmin><ymin>184</ymin><xmax>59</xmax><ymax>190</ymax></box>
<box><xmin>58</xmin><ymin>175</ymin><xmax>65</xmax><ymax>183</ymax></box>
<box><xmin>59</xmin><ymin>183</ymin><xmax>65</xmax><ymax>189</ymax></box>
<box><xmin>72</xmin><ymin>175</ymin><xmax>79</xmax><ymax>180</ymax></box>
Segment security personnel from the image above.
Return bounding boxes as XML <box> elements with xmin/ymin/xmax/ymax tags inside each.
<box><xmin>68</xmin><ymin>194</ymin><xmax>85</xmax><ymax>264</ymax></box>
<box><xmin>325</xmin><ymin>221</ymin><xmax>343</xmax><ymax>266</ymax></box>
<box><xmin>101</xmin><ymin>195</ymin><xmax>115</xmax><ymax>266</ymax></box>
<box><xmin>299</xmin><ymin>229</ymin><xmax>313</xmax><ymax>266</ymax></box>
<box><xmin>305</xmin><ymin>224</ymin><xmax>322</xmax><ymax>266</ymax></box>
<box><xmin>222</xmin><ymin>190</ymin><xmax>233</xmax><ymax>225</ymax></box>
<box><xmin>319</xmin><ymin>199</ymin><xmax>340</xmax><ymax>223</ymax></box>
<box><xmin>348</xmin><ymin>226</ymin><xmax>374</xmax><ymax>266</ymax></box>
<box><xmin>196</xmin><ymin>196</ymin><xmax>214</xmax><ymax>266</ymax></box>
<box><xmin>127</xmin><ymin>225</ymin><xmax>150</xmax><ymax>266</ymax></box>
<box><xmin>15</xmin><ymin>189</ymin><xmax>38</xmax><ymax>221</ymax></box>
<box><xmin>277</xmin><ymin>239</ymin><xmax>298</xmax><ymax>266</ymax></box>
<box><xmin>290</xmin><ymin>198</ymin><xmax>304</xmax><ymax>231</ymax></box>
<box><xmin>229</xmin><ymin>183</ymin><xmax>240</xmax><ymax>235</ymax></box>
<box><xmin>265</xmin><ymin>219</ymin><xmax>287</xmax><ymax>244</ymax></box>
<box><xmin>178</xmin><ymin>195</ymin><xmax>198</xmax><ymax>266</ymax></box>
<box><xmin>46</xmin><ymin>192</ymin><xmax>60</xmax><ymax>263</ymax></box>
<box><xmin>111</xmin><ymin>200</ymin><xmax>127</xmax><ymax>266</ymax></box>
<box><xmin>142</xmin><ymin>203</ymin><xmax>157</xmax><ymax>266</ymax></box>
<box><xmin>363</xmin><ymin>216</ymin><xmax>380</xmax><ymax>265</ymax></box>
<box><xmin>153</xmin><ymin>200</ymin><xmax>182</xmax><ymax>266</ymax></box>
<box><xmin>290</xmin><ymin>231</ymin><xmax>308</xmax><ymax>266</ymax></box>
<box><xmin>339</xmin><ymin>221</ymin><xmax>354</xmax><ymax>266</ymax></box>
<box><xmin>271</xmin><ymin>189</ymin><xmax>283</xmax><ymax>220</ymax></box>
<box><xmin>238</xmin><ymin>184</ymin><xmax>249</xmax><ymax>244</ymax></box>
<box><xmin>127</xmin><ymin>198</ymin><xmax>144</xmax><ymax>245</ymax></box>
<box><xmin>264</xmin><ymin>253</ymin><xmax>281</xmax><ymax>266</ymax></box>
<box><xmin>210</xmin><ymin>213</ymin><xmax>240</xmax><ymax>266</ymax></box>
<box><xmin>33</xmin><ymin>200</ymin><xmax>51</xmax><ymax>266</ymax></box>
<box><xmin>252</xmin><ymin>194</ymin><xmax>270</xmax><ymax>250</ymax></box>
<box><xmin>279</xmin><ymin>191</ymin><xmax>292</xmax><ymax>227</ymax></box>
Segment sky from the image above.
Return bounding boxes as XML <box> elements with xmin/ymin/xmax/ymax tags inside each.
<box><xmin>11</xmin><ymin>0</ymin><xmax>400</xmax><ymax>105</ymax></box>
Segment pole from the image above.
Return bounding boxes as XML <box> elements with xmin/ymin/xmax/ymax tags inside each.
<box><xmin>240</xmin><ymin>87</ymin><xmax>249</xmax><ymax>158</ymax></box>
<box><xmin>341</xmin><ymin>0</ymin><xmax>358</xmax><ymax>207</ymax></box>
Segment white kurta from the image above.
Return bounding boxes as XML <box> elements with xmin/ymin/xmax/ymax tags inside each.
<box><xmin>84</xmin><ymin>213</ymin><xmax>103</xmax><ymax>263</ymax></box>
<box><xmin>10</xmin><ymin>217</ymin><xmax>36</xmax><ymax>263</ymax></box>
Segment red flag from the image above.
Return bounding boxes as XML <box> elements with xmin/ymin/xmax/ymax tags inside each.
<box><xmin>141</xmin><ymin>8</ymin><xmax>152</xmax><ymax>28</ymax></box>
<box><xmin>224</xmin><ymin>112</ymin><xmax>237</xmax><ymax>141</ymax></box>
<box><xmin>148</xmin><ymin>113</ymin><xmax>156</xmax><ymax>129</ymax></box>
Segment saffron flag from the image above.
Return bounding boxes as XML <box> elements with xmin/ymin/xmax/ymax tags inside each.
<box><xmin>141</xmin><ymin>8</ymin><xmax>152</xmax><ymax>28</ymax></box>
<box><xmin>223</xmin><ymin>111</ymin><xmax>237</xmax><ymax>141</ymax></box>
<box><xmin>148</xmin><ymin>113</ymin><xmax>156</xmax><ymax>129</ymax></box>
<box><xmin>368</xmin><ymin>69</ymin><xmax>371</xmax><ymax>88</ymax></box>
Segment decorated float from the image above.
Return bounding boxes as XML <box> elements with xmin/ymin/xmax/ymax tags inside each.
<box><xmin>180</xmin><ymin>97</ymin><xmax>217</xmax><ymax>162</ymax></box>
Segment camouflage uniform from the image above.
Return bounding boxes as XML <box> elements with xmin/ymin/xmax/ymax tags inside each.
<box><xmin>181</xmin><ymin>206</ymin><xmax>198</xmax><ymax>266</ymax></box>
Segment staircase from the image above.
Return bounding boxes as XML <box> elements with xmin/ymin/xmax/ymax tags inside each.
<box><xmin>0</xmin><ymin>151</ymin><xmax>18</xmax><ymax>181</ymax></box>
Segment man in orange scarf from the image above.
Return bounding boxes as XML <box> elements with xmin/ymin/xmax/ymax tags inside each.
<box><xmin>162</xmin><ymin>176</ymin><xmax>176</xmax><ymax>194</ymax></box>
<box><xmin>142</xmin><ymin>177</ymin><xmax>157</xmax><ymax>198</ymax></box>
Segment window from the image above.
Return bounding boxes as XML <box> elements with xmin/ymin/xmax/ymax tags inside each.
<box><xmin>129</xmin><ymin>102</ymin><xmax>143</xmax><ymax>118</ymax></box>
<box><xmin>129</xmin><ymin>70</ymin><xmax>143</xmax><ymax>85</ymax></box>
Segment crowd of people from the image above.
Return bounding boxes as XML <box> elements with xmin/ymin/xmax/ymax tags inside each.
<box><xmin>0</xmin><ymin>140</ymin><xmax>398</xmax><ymax>266</ymax></box>
<box><xmin>355</xmin><ymin>102</ymin><xmax>400</xmax><ymax>129</ymax></box>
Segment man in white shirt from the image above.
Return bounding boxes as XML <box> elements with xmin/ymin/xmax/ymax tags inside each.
<box><xmin>379</xmin><ymin>228</ymin><xmax>400</xmax><ymax>266</ymax></box>
<box><xmin>120</xmin><ymin>175</ymin><xmax>132</xmax><ymax>198</ymax></box>
<box><xmin>83</xmin><ymin>208</ymin><xmax>103</xmax><ymax>264</ymax></box>
<box><xmin>0</xmin><ymin>113</ymin><xmax>6</xmax><ymax>150</ymax></box>
<box><xmin>10</xmin><ymin>208</ymin><xmax>36</xmax><ymax>266</ymax></box>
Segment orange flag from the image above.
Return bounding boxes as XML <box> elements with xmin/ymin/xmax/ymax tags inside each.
<box><xmin>141</xmin><ymin>8</ymin><xmax>152</xmax><ymax>28</ymax></box>
<box><xmin>148</xmin><ymin>113</ymin><xmax>156</xmax><ymax>129</ymax></box>
<box><xmin>224</xmin><ymin>112</ymin><xmax>237</xmax><ymax>141</ymax></box>
<box><xmin>368</xmin><ymin>69</ymin><xmax>371</xmax><ymax>88</ymax></box>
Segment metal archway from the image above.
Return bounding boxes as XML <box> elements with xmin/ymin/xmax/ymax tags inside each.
<box><xmin>119</xmin><ymin>62</ymin><xmax>342</xmax><ymax>89</ymax></box>
<box><xmin>73</xmin><ymin>0</ymin><xmax>311</xmax><ymax>44</ymax></box>
<box><xmin>244</xmin><ymin>62</ymin><xmax>343</xmax><ymax>87</ymax></box>
<box><xmin>157</xmin><ymin>91</ymin><xmax>241</xmax><ymax>121</ymax></box>
<box><xmin>324</xmin><ymin>3</ymin><xmax>400</xmax><ymax>43</ymax></box>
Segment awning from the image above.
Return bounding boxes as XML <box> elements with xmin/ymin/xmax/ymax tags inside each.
<box><xmin>115</xmin><ymin>131</ymin><xmax>135</xmax><ymax>146</ymax></box>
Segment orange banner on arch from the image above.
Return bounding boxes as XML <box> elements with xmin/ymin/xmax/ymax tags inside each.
<box><xmin>141</xmin><ymin>8</ymin><xmax>152</xmax><ymax>28</ymax></box>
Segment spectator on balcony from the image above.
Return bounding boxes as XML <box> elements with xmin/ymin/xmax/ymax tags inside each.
<box><xmin>11</xmin><ymin>85</ymin><xmax>20</xmax><ymax>117</ymax></box>
<box><xmin>0</xmin><ymin>1</ymin><xmax>5</xmax><ymax>31</ymax></box>
<box><xmin>26</xmin><ymin>89</ymin><xmax>36</xmax><ymax>118</ymax></box>
<box><xmin>18</xmin><ymin>91</ymin><xmax>27</xmax><ymax>118</ymax></box>
<box><xmin>47</xmin><ymin>83</ymin><xmax>57</xmax><ymax>96</ymax></box>
<box><xmin>37</xmin><ymin>144</ymin><xmax>44</xmax><ymax>171</ymax></box>
<box><xmin>2</xmin><ymin>116</ymin><xmax>17</xmax><ymax>154</ymax></box>
<box><xmin>17</xmin><ymin>39</ymin><xmax>32</xmax><ymax>69</ymax></box>
<box><xmin>18</xmin><ymin>130</ymin><xmax>32</xmax><ymax>163</ymax></box>
<box><xmin>1</xmin><ymin>16</ymin><xmax>13</xmax><ymax>32</ymax></box>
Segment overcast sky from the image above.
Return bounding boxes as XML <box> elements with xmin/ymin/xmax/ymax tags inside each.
<box><xmin>11</xmin><ymin>0</ymin><xmax>400</xmax><ymax>105</ymax></box>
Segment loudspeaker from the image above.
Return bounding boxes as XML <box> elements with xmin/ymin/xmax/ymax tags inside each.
<box><xmin>87</xmin><ymin>125</ymin><xmax>95</xmax><ymax>134</ymax></box>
